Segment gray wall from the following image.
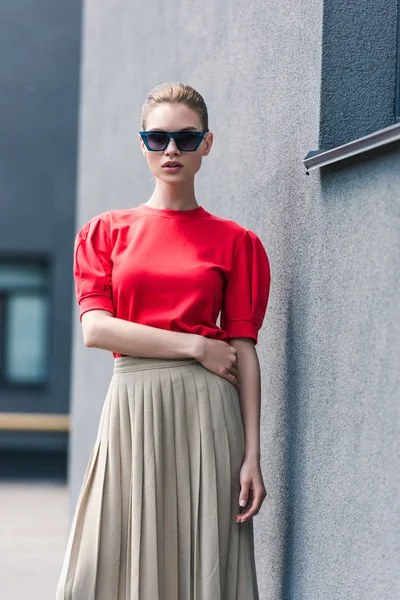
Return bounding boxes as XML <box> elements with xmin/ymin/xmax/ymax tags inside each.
<box><xmin>0</xmin><ymin>0</ymin><xmax>81</xmax><ymax>460</ymax></box>
<box><xmin>69</xmin><ymin>0</ymin><xmax>400</xmax><ymax>598</ymax></box>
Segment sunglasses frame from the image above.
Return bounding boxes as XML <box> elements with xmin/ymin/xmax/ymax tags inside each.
<box><xmin>139</xmin><ymin>130</ymin><xmax>208</xmax><ymax>152</ymax></box>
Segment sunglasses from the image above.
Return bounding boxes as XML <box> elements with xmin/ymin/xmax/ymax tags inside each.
<box><xmin>139</xmin><ymin>130</ymin><xmax>208</xmax><ymax>152</ymax></box>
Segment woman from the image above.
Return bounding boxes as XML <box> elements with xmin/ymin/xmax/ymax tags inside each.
<box><xmin>56</xmin><ymin>82</ymin><xmax>271</xmax><ymax>600</ymax></box>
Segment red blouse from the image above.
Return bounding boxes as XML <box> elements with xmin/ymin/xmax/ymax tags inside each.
<box><xmin>73</xmin><ymin>203</ymin><xmax>271</xmax><ymax>358</ymax></box>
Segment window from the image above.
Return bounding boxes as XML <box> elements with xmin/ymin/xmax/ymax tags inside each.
<box><xmin>0</xmin><ymin>260</ymin><xmax>50</xmax><ymax>386</ymax></box>
<box><xmin>304</xmin><ymin>0</ymin><xmax>400</xmax><ymax>172</ymax></box>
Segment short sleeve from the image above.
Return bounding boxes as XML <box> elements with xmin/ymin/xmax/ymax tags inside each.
<box><xmin>220</xmin><ymin>229</ymin><xmax>271</xmax><ymax>344</ymax></box>
<box><xmin>73</xmin><ymin>213</ymin><xmax>115</xmax><ymax>321</ymax></box>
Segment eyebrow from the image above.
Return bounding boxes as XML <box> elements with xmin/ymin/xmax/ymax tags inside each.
<box><xmin>147</xmin><ymin>127</ymin><xmax>199</xmax><ymax>132</ymax></box>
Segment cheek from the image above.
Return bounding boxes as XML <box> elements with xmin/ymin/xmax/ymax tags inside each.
<box><xmin>147</xmin><ymin>155</ymin><xmax>161</xmax><ymax>173</ymax></box>
<box><xmin>186</xmin><ymin>154</ymin><xmax>202</xmax><ymax>174</ymax></box>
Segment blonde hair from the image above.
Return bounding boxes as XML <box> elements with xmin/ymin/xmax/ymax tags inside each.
<box><xmin>141</xmin><ymin>82</ymin><xmax>209</xmax><ymax>132</ymax></box>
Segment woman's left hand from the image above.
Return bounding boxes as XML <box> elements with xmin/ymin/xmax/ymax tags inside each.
<box><xmin>236</xmin><ymin>459</ymin><xmax>267</xmax><ymax>523</ymax></box>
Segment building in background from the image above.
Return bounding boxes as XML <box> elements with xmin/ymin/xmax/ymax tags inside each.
<box><xmin>0</xmin><ymin>1</ymin><xmax>82</xmax><ymax>479</ymax></box>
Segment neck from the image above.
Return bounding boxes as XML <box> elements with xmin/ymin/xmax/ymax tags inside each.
<box><xmin>147</xmin><ymin>178</ymin><xmax>198</xmax><ymax>210</ymax></box>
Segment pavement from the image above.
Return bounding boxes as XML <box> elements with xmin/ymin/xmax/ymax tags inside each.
<box><xmin>0</xmin><ymin>481</ymin><xmax>69</xmax><ymax>600</ymax></box>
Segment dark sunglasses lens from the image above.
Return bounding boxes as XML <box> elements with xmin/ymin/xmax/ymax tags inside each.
<box><xmin>146</xmin><ymin>133</ymin><xmax>169</xmax><ymax>150</ymax></box>
<box><xmin>176</xmin><ymin>132</ymin><xmax>202</xmax><ymax>151</ymax></box>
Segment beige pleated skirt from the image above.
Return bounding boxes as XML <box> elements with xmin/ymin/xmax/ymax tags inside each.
<box><xmin>56</xmin><ymin>356</ymin><xmax>259</xmax><ymax>600</ymax></box>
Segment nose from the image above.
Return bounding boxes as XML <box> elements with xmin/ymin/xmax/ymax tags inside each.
<box><xmin>164</xmin><ymin>137</ymin><xmax>180</xmax><ymax>155</ymax></box>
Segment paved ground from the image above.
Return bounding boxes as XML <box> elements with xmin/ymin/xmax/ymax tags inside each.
<box><xmin>0</xmin><ymin>481</ymin><xmax>69</xmax><ymax>600</ymax></box>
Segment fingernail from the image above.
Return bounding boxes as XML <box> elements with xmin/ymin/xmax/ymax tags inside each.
<box><xmin>239</xmin><ymin>499</ymin><xmax>246</xmax><ymax>507</ymax></box>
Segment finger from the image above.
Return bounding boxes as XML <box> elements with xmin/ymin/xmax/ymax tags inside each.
<box><xmin>236</xmin><ymin>487</ymin><xmax>254</xmax><ymax>519</ymax></box>
<box><xmin>229</xmin><ymin>345</ymin><xmax>238</xmax><ymax>357</ymax></box>
<box><xmin>236</xmin><ymin>490</ymin><xmax>266</xmax><ymax>522</ymax></box>
<box><xmin>238</xmin><ymin>480</ymin><xmax>250</xmax><ymax>510</ymax></box>
<box><xmin>229</xmin><ymin>366</ymin><xmax>238</xmax><ymax>377</ymax></box>
<box><xmin>236</xmin><ymin>499</ymin><xmax>263</xmax><ymax>523</ymax></box>
<box><xmin>225</xmin><ymin>373</ymin><xmax>238</xmax><ymax>387</ymax></box>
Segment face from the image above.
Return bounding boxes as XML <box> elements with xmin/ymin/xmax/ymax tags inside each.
<box><xmin>139</xmin><ymin>103</ymin><xmax>213</xmax><ymax>183</ymax></box>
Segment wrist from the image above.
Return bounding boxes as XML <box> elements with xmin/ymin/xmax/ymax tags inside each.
<box><xmin>187</xmin><ymin>334</ymin><xmax>206</xmax><ymax>361</ymax></box>
<box><xmin>243</xmin><ymin>448</ymin><xmax>260</xmax><ymax>464</ymax></box>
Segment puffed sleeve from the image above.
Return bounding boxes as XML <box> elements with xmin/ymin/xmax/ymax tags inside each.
<box><xmin>220</xmin><ymin>229</ymin><xmax>271</xmax><ymax>344</ymax></box>
<box><xmin>73</xmin><ymin>213</ymin><xmax>115</xmax><ymax>321</ymax></box>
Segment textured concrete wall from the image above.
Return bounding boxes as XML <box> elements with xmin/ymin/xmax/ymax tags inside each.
<box><xmin>70</xmin><ymin>0</ymin><xmax>400</xmax><ymax>598</ymax></box>
<box><xmin>281</xmin><ymin>142</ymin><xmax>400</xmax><ymax>600</ymax></box>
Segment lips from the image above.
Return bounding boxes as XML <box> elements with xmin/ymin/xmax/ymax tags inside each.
<box><xmin>162</xmin><ymin>161</ymin><xmax>183</xmax><ymax>167</ymax></box>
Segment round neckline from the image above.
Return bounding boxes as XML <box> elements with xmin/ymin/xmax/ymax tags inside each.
<box><xmin>138</xmin><ymin>203</ymin><xmax>209</xmax><ymax>219</ymax></box>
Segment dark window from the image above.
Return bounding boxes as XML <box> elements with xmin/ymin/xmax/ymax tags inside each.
<box><xmin>0</xmin><ymin>260</ymin><xmax>50</xmax><ymax>387</ymax></box>
<box><xmin>319</xmin><ymin>0</ymin><xmax>398</xmax><ymax>150</ymax></box>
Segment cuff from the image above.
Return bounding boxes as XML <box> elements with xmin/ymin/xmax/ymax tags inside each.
<box><xmin>222</xmin><ymin>319</ymin><xmax>259</xmax><ymax>344</ymax></box>
<box><xmin>79</xmin><ymin>294</ymin><xmax>115</xmax><ymax>321</ymax></box>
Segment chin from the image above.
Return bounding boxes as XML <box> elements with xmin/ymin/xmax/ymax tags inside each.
<box><xmin>156</xmin><ymin>171</ymin><xmax>189</xmax><ymax>183</ymax></box>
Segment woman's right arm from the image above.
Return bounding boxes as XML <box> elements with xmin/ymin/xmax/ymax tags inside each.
<box><xmin>82</xmin><ymin>310</ymin><xmax>239</xmax><ymax>386</ymax></box>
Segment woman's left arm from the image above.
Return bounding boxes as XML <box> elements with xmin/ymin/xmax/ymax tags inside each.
<box><xmin>230</xmin><ymin>337</ymin><xmax>267</xmax><ymax>523</ymax></box>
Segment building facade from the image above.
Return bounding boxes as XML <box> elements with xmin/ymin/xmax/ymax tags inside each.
<box><xmin>69</xmin><ymin>0</ymin><xmax>400</xmax><ymax>598</ymax></box>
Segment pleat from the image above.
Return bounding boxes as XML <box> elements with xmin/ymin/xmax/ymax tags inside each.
<box><xmin>68</xmin><ymin>394</ymin><xmax>112</xmax><ymax>598</ymax></box>
<box><xmin>219</xmin><ymin>375</ymin><xmax>260</xmax><ymax>600</ymax></box>
<box><xmin>159</xmin><ymin>367</ymin><xmax>180</xmax><ymax>598</ymax></box>
<box><xmin>56</xmin><ymin>358</ymin><xmax>260</xmax><ymax>600</ymax></box>
<box><xmin>207</xmin><ymin>372</ymin><xmax>236</xmax><ymax>591</ymax></box>
<box><xmin>116</xmin><ymin>376</ymin><xmax>132</xmax><ymax>600</ymax></box>
<box><xmin>186</xmin><ymin>366</ymin><xmax>222</xmax><ymax>600</ymax></box>
<box><xmin>94</xmin><ymin>379</ymin><xmax>123</xmax><ymax>598</ymax></box>
<box><xmin>130</xmin><ymin>370</ymin><xmax>144</xmax><ymax>599</ymax></box>
<box><xmin>55</xmin><ymin>436</ymin><xmax>102</xmax><ymax>599</ymax></box>
<box><xmin>138</xmin><ymin>369</ymin><xmax>161</xmax><ymax>598</ymax></box>
<box><xmin>216</xmin><ymin>377</ymin><xmax>243</xmax><ymax>598</ymax></box>
<box><xmin>56</xmin><ymin>379</ymin><xmax>113</xmax><ymax>599</ymax></box>
<box><xmin>149</xmin><ymin>369</ymin><xmax>164</xmax><ymax>597</ymax></box>
<box><xmin>177</xmin><ymin>366</ymin><xmax>202</xmax><ymax>600</ymax></box>
<box><xmin>173</xmin><ymin>368</ymin><xmax>195</xmax><ymax>599</ymax></box>
<box><xmin>124</xmin><ymin>375</ymin><xmax>136</xmax><ymax>600</ymax></box>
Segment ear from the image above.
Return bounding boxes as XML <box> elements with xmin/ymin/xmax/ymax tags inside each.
<box><xmin>202</xmin><ymin>131</ymin><xmax>213</xmax><ymax>157</ymax></box>
<box><xmin>138</xmin><ymin>133</ymin><xmax>147</xmax><ymax>156</ymax></box>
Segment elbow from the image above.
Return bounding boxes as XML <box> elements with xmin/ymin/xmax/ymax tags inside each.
<box><xmin>82</xmin><ymin>320</ymin><xmax>98</xmax><ymax>347</ymax></box>
<box><xmin>81</xmin><ymin>310</ymin><xmax>112</xmax><ymax>347</ymax></box>
<box><xmin>83</xmin><ymin>326</ymin><xmax>96</xmax><ymax>348</ymax></box>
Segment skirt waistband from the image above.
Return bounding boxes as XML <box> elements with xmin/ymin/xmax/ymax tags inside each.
<box><xmin>113</xmin><ymin>356</ymin><xmax>199</xmax><ymax>373</ymax></box>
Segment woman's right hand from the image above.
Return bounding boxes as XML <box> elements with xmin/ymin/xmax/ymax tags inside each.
<box><xmin>194</xmin><ymin>337</ymin><xmax>239</xmax><ymax>386</ymax></box>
